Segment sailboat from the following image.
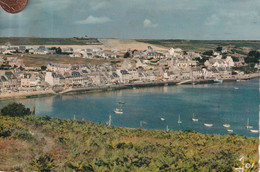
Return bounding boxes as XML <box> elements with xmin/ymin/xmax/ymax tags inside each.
<box><xmin>192</xmin><ymin>113</ymin><xmax>198</xmax><ymax>122</ymax></box>
<box><xmin>108</xmin><ymin>114</ymin><xmax>112</xmax><ymax>127</ymax></box>
<box><xmin>114</xmin><ymin>102</ymin><xmax>124</xmax><ymax>114</ymax></box>
<box><xmin>246</xmin><ymin>118</ymin><xmax>253</xmax><ymax>129</ymax></box>
<box><xmin>204</xmin><ymin>123</ymin><xmax>213</xmax><ymax>127</ymax></box>
<box><xmin>178</xmin><ymin>114</ymin><xmax>182</xmax><ymax>124</ymax></box>
<box><xmin>223</xmin><ymin>120</ymin><xmax>230</xmax><ymax>128</ymax></box>
<box><xmin>166</xmin><ymin>125</ymin><xmax>169</xmax><ymax>132</ymax></box>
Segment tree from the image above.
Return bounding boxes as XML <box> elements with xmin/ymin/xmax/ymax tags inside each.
<box><xmin>124</xmin><ymin>52</ymin><xmax>131</xmax><ymax>58</ymax></box>
<box><xmin>56</xmin><ymin>47</ymin><xmax>62</xmax><ymax>54</ymax></box>
<box><xmin>41</xmin><ymin>66</ymin><xmax>47</xmax><ymax>71</ymax></box>
<box><xmin>216</xmin><ymin>46</ymin><xmax>222</xmax><ymax>52</ymax></box>
<box><xmin>203</xmin><ymin>50</ymin><xmax>213</xmax><ymax>56</ymax></box>
<box><xmin>1</xmin><ymin>103</ymin><xmax>31</xmax><ymax>117</ymax></box>
<box><xmin>245</xmin><ymin>50</ymin><xmax>260</xmax><ymax>64</ymax></box>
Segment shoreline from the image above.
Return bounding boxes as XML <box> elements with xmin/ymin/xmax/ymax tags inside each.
<box><xmin>0</xmin><ymin>74</ymin><xmax>259</xmax><ymax>100</ymax></box>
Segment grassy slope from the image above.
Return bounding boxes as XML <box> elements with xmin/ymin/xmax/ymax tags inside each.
<box><xmin>0</xmin><ymin>37</ymin><xmax>101</xmax><ymax>45</ymax></box>
<box><xmin>137</xmin><ymin>39</ymin><xmax>260</xmax><ymax>53</ymax></box>
<box><xmin>9</xmin><ymin>54</ymin><xmax>121</xmax><ymax>67</ymax></box>
<box><xmin>0</xmin><ymin>115</ymin><xmax>258</xmax><ymax>171</ymax></box>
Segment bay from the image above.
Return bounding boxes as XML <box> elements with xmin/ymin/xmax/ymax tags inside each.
<box><xmin>0</xmin><ymin>79</ymin><xmax>259</xmax><ymax>137</ymax></box>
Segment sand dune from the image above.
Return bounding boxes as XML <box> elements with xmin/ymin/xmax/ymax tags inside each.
<box><xmin>98</xmin><ymin>39</ymin><xmax>167</xmax><ymax>51</ymax></box>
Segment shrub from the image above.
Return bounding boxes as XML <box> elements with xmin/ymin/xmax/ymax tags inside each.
<box><xmin>31</xmin><ymin>154</ymin><xmax>56</xmax><ymax>172</ymax></box>
<box><xmin>1</xmin><ymin>103</ymin><xmax>31</xmax><ymax>117</ymax></box>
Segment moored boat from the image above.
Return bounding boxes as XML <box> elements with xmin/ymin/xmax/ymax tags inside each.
<box><xmin>223</xmin><ymin>120</ymin><xmax>230</xmax><ymax>128</ymax></box>
<box><xmin>213</xmin><ymin>79</ymin><xmax>223</xmax><ymax>83</ymax></box>
<box><xmin>227</xmin><ymin>129</ymin><xmax>233</xmax><ymax>133</ymax></box>
<box><xmin>204</xmin><ymin>123</ymin><xmax>213</xmax><ymax>127</ymax></box>
<box><xmin>192</xmin><ymin>113</ymin><xmax>198</xmax><ymax>122</ymax></box>
<box><xmin>114</xmin><ymin>108</ymin><xmax>123</xmax><ymax>114</ymax></box>
<box><xmin>223</xmin><ymin>124</ymin><xmax>230</xmax><ymax>128</ymax></box>
<box><xmin>246</xmin><ymin>118</ymin><xmax>253</xmax><ymax>129</ymax></box>
<box><xmin>178</xmin><ymin>114</ymin><xmax>182</xmax><ymax>124</ymax></box>
<box><xmin>250</xmin><ymin>129</ymin><xmax>258</xmax><ymax>133</ymax></box>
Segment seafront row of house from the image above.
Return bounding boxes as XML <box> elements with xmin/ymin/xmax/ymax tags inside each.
<box><xmin>0</xmin><ymin>45</ymin><xmax>257</xmax><ymax>94</ymax></box>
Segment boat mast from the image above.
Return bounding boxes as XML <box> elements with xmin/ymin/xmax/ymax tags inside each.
<box><xmin>108</xmin><ymin>114</ymin><xmax>112</xmax><ymax>127</ymax></box>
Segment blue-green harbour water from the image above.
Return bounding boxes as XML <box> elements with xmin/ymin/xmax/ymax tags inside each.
<box><xmin>0</xmin><ymin>79</ymin><xmax>259</xmax><ymax>137</ymax></box>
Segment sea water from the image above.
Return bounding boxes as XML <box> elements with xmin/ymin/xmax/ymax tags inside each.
<box><xmin>0</xmin><ymin>79</ymin><xmax>259</xmax><ymax>137</ymax></box>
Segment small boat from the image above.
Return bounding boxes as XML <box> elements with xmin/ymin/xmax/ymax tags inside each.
<box><xmin>223</xmin><ymin>124</ymin><xmax>230</xmax><ymax>128</ymax></box>
<box><xmin>246</xmin><ymin>118</ymin><xmax>253</xmax><ymax>129</ymax></box>
<box><xmin>204</xmin><ymin>123</ymin><xmax>213</xmax><ymax>127</ymax></box>
<box><xmin>223</xmin><ymin>121</ymin><xmax>230</xmax><ymax>128</ymax></box>
<box><xmin>214</xmin><ymin>79</ymin><xmax>223</xmax><ymax>83</ymax></box>
<box><xmin>227</xmin><ymin>129</ymin><xmax>233</xmax><ymax>133</ymax></box>
<box><xmin>192</xmin><ymin>113</ymin><xmax>198</xmax><ymax>122</ymax></box>
<box><xmin>178</xmin><ymin>114</ymin><xmax>182</xmax><ymax>124</ymax></box>
<box><xmin>250</xmin><ymin>129</ymin><xmax>259</xmax><ymax>133</ymax></box>
<box><xmin>160</xmin><ymin>117</ymin><xmax>165</xmax><ymax>121</ymax></box>
<box><xmin>114</xmin><ymin>108</ymin><xmax>123</xmax><ymax>114</ymax></box>
<box><xmin>234</xmin><ymin>87</ymin><xmax>239</xmax><ymax>90</ymax></box>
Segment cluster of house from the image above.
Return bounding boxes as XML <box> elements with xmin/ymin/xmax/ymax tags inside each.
<box><xmin>0</xmin><ymin>70</ymin><xmax>44</xmax><ymax>92</ymax></box>
<box><xmin>43</xmin><ymin>47</ymin><xmax>240</xmax><ymax>87</ymax></box>
<box><xmin>0</xmin><ymin>45</ymin><xmax>247</xmax><ymax>92</ymax></box>
<box><xmin>0</xmin><ymin>45</ymin><xmax>119</xmax><ymax>59</ymax></box>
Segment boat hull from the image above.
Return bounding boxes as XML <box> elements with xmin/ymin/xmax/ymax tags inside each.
<box><xmin>204</xmin><ymin>123</ymin><xmax>213</xmax><ymax>127</ymax></box>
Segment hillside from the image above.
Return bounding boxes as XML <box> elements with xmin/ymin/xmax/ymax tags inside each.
<box><xmin>0</xmin><ymin>37</ymin><xmax>101</xmax><ymax>45</ymax></box>
<box><xmin>0</xmin><ymin>115</ymin><xmax>258</xmax><ymax>171</ymax></box>
<box><xmin>138</xmin><ymin>39</ymin><xmax>260</xmax><ymax>53</ymax></box>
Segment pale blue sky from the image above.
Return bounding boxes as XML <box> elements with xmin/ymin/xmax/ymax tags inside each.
<box><xmin>0</xmin><ymin>0</ymin><xmax>260</xmax><ymax>40</ymax></box>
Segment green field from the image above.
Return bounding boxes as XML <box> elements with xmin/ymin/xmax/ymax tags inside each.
<box><xmin>0</xmin><ymin>37</ymin><xmax>101</xmax><ymax>45</ymax></box>
<box><xmin>137</xmin><ymin>39</ymin><xmax>260</xmax><ymax>53</ymax></box>
<box><xmin>0</xmin><ymin>115</ymin><xmax>258</xmax><ymax>171</ymax></box>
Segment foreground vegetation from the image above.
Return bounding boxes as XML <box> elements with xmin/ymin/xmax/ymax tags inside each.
<box><xmin>0</xmin><ymin>113</ymin><xmax>258</xmax><ymax>171</ymax></box>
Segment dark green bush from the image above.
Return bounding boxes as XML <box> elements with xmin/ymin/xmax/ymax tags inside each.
<box><xmin>1</xmin><ymin>103</ymin><xmax>31</xmax><ymax>117</ymax></box>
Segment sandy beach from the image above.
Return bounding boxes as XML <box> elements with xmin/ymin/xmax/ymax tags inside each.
<box><xmin>0</xmin><ymin>89</ymin><xmax>55</xmax><ymax>100</ymax></box>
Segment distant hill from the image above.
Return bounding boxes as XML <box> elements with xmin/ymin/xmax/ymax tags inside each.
<box><xmin>0</xmin><ymin>37</ymin><xmax>102</xmax><ymax>45</ymax></box>
<box><xmin>137</xmin><ymin>39</ymin><xmax>260</xmax><ymax>52</ymax></box>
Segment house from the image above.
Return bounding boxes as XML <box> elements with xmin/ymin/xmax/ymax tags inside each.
<box><xmin>70</xmin><ymin>52</ymin><xmax>83</xmax><ymax>58</ymax></box>
<box><xmin>225</xmin><ymin>56</ymin><xmax>234</xmax><ymax>67</ymax></box>
<box><xmin>45</xmin><ymin>72</ymin><xmax>65</xmax><ymax>86</ymax></box>
<box><xmin>135</xmin><ymin>58</ymin><xmax>147</xmax><ymax>69</ymax></box>
<box><xmin>61</xmin><ymin>47</ymin><xmax>73</xmax><ymax>53</ymax></box>
<box><xmin>0</xmin><ymin>56</ymin><xmax>5</xmax><ymax>65</ymax></box>
<box><xmin>121</xmin><ymin>60</ymin><xmax>132</xmax><ymax>70</ymax></box>
<box><xmin>85</xmin><ymin>52</ymin><xmax>94</xmax><ymax>58</ymax></box>
<box><xmin>21</xmin><ymin>73</ymin><xmax>32</xmax><ymax>87</ymax></box>
<box><xmin>4</xmin><ymin>71</ymin><xmax>18</xmax><ymax>88</ymax></box>
<box><xmin>47</xmin><ymin>63</ymin><xmax>71</xmax><ymax>75</ymax></box>
<box><xmin>204</xmin><ymin>59</ymin><xmax>228</xmax><ymax>68</ymax></box>
<box><xmin>0</xmin><ymin>76</ymin><xmax>8</xmax><ymax>88</ymax></box>
<box><xmin>21</xmin><ymin>73</ymin><xmax>39</xmax><ymax>87</ymax></box>
<box><xmin>116</xmin><ymin>69</ymin><xmax>131</xmax><ymax>83</ymax></box>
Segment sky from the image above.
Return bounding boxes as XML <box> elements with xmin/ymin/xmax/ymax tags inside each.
<box><xmin>0</xmin><ymin>0</ymin><xmax>260</xmax><ymax>40</ymax></box>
